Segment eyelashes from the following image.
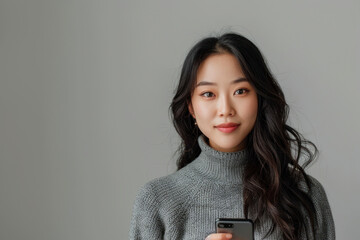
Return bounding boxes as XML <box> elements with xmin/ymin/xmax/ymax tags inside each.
<box><xmin>201</xmin><ymin>92</ymin><xmax>214</xmax><ymax>98</ymax></box>
<box><xmin>235</xmin><ymin>88</ymin><xmax>249</xmax><ymax>95</ymax></box>
<box><xmin>200</xmin><ymin>88</ymin><xmax>249</xmax><ymax>98</ymax></box>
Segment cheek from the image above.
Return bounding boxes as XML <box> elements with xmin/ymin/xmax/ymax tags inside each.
<box><xmin>193</xmin><ymin>102</ymin><xmax>214</xmax><ymax>120</ymax></box>
<box><xmin>240</xmin><ymin>97</ymin><xmax>258</xmax><ymax>122</ymax></box>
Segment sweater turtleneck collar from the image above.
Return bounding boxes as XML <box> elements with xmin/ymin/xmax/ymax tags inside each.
<box><xmin>192</xmin><ymin>134</ymin><xmax>248</xmax><ymax>184</ymax></box>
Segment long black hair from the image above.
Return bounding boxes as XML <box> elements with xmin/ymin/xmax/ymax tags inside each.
<box><xmin>169</xmin><ymin>32</ymin><xmax>318</xmax><ymax>240</ymax></box>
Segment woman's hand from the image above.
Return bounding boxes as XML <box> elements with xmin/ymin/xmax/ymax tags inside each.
<box><xmin>205</xmin><ymin>233</ymin><xmax>232</xmax><ymax>240</ymax></box>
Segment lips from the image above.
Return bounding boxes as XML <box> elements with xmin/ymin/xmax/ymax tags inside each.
<box><xmin>215</xmin><ymin>122</ymin><xmax>240</xmax><ymax>128</ymax></box>
<box><xmin>215</xmin><ymin>122</ymin><xmax>240</xmax><ymax>133</ymax></box>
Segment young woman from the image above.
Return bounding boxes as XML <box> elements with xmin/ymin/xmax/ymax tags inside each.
<box><xmin>129</xmin><ymin>32</ymin><xmax>335</xmax><ymax>240</ymax></box>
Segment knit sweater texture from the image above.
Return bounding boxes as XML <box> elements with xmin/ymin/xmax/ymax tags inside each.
<box><xmin>129</xmin><ymin>134</ymin><xmax>335</xmax><ymax>240</ymax></box>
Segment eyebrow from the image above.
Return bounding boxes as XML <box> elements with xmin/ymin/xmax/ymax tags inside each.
<box><xmin>195</xmin><ymin>77</ymin><xmax>248</xmax><ymax>88</ymax></box>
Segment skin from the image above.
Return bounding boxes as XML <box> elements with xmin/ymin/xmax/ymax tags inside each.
<box><xmin>188</xmin><ymin>53</ymin><xmax>258</xmax><ymax>239</ymax></box>
<box><xmin>205</xmin><ymin>233</ymin><xmax>233</xmax><ymax>240</ymax></box>
<box><xmin>188</xmin><ymin>53</ymin><xmax>258</xmax><ymax>153</ymax></box>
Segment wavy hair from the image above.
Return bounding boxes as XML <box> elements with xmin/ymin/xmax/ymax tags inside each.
<box><xmin>169</xmin><ymin>32</ymin><xmax>318</xmax><ymax>240</ymax></box>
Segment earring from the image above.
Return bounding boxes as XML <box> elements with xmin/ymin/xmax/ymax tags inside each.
<box><xmin>194</xmin><ymin>120</ymin><xmax>197</xmax><ymax>126</ymax></box>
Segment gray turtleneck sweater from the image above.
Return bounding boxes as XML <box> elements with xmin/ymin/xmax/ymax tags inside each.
<box><xmin>129</xmin><ymin>135</ymin><xmax>335</xmax><ymax>239</ymax></box>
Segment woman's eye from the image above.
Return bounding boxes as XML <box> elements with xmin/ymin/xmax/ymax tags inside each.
<box><xmin>235</xmin><ymin>88</ymin><xmax>248</xmax><ymax>95</ymax></box>
<box><xmin>201</xmin><ymin>92</ymin><xmax>214</xmax><ymax>98</ymax></box>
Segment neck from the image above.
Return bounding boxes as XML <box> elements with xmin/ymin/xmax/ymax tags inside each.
<box><xmin>192</xmin><ymin>134</ymin><xmax>248</xmax><ymax>184</ymax></box>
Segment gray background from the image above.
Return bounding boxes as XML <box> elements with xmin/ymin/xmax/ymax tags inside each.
<box><xmin>0</xmin><ymin>0</ymin><xmax>359</xmax><ymax>239</ymax></box>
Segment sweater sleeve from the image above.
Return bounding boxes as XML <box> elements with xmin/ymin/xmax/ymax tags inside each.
<box><xmin>308</xmin><ymin>176</ymin><xmax>336</xmax><ymax>240</ymax></box>
<box><xmin>129</xmin><ymin>182</ymin><xmax>165</xmax><ymax>240</ymax></box>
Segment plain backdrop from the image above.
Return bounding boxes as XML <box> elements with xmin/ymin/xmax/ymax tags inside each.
<box><xmin>0</xmin><ymin>0</ymin><xmax>359</xmax><ymax>239</ymax></box>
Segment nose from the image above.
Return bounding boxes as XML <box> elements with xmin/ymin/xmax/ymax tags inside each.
<box><xmin>217</xmin><ymin>95</ymin><xmax>235</xmax><ymax>117</ymax></box>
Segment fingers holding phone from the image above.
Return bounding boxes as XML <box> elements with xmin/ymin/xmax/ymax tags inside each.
<box><xmin>205</xmin><ymin>233</ymin><xmax>232</xmax><ymax>240</ymax></box>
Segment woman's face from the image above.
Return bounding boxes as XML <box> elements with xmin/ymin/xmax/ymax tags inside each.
<box><xmin>188</xmin><ymin>53</ymin><xmax>258</xmax><ymax>152</ymax></box>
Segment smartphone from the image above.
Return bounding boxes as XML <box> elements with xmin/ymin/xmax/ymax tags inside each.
<box><xmin>215</xmin><ymin>218</ymin><xmax>254</xmax><ymax>240</ymax></box>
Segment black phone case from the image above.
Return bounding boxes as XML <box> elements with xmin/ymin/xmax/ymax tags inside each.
<box><xmin>215</xmin><ymin>218</ymin><xmax>254</xmax><ymax>240</ymax></box>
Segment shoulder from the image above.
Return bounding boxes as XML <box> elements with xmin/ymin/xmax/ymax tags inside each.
<box><xmin>134</xmin><ymin>168</ymin><xmax>194</xmax><ymax>206</ymax></box>
<box><xmin>307</xmin><ymin>174</ymin><xmax>324</xmax><ymax>190</ymax></box>
<box><xmin>131</xmin><ymin>174</ymin><xmax>177</xmax><ymax>223</ymax></box>
<box><xmin>298</xmin><ymin>174</ymin><xmax>329</xmax><ymax>203</ymax></box>
<box><xmin>297</xmin><ymin>173</ymin><xmax>325</xmax><ymax>194</ymax></box>
<box><xmin>297</xmin><ymin>173</ymin><xmax>333</xmax><ymax>218</ymax></box>
<box><xmin>131</xmin><ymin>168</ymin><xmax>199</xmax><ymax>230</ymax></box>
<box><xmin>133</xmin><ymin>175</ymin><xmax>172</xmax><ymax>206</ymax></box>
<box><xmin>304</xmin><ymin>174</ymin><xmax>332</xmax><ymax>211</ymax></box>
<box><xmin>299</xmin><ymin>173</ymin><xmax>335</xmax><ymax>238</ymax></box>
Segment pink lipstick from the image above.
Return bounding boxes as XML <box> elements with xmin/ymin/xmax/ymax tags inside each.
<box><xmin>215</xmin><ymin>123</ymin><xmax>240</xmax><ymax>133</ymax></box>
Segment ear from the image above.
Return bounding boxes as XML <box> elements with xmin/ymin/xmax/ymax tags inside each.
<box><xmin>187</xmin><ymin>101</ymin><xmax>195</xmax><ymax>118</ymax></box>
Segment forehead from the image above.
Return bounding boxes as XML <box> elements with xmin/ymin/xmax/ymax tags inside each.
<box><xmin>196</xmin><ymin>53</ymin><xmax>245</xmax><ymax>84</ymax></box>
